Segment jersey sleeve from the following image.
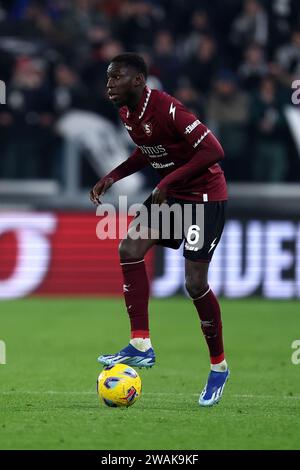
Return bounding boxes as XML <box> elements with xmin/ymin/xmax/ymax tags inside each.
<box><xmin>106</xmin><ymin>148</ymin><xmax>149</xmax><ymax>182</ymax></box>
<box><xmin>156</xmin><ymin>97</ymin><xmax>225</xmax><ymax>192</ymax></box>
<box><xmin>167</xmin><ymin>99</ymin><xmax>211</xmax><ymax>150</ymax></box>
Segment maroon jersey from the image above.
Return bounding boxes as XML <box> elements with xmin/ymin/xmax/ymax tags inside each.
<box><xmin>118</xmin><ymin>86</ymin><xmax>227</xmax><ymax>202</ymax></box>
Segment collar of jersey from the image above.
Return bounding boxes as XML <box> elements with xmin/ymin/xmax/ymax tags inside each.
<box><xmin>126</xmin><ymin>86</ymin><xmax>152</xmax><ymax>122</ymax></box>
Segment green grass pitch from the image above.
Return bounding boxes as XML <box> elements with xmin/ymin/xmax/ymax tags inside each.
<box><xmin>0</xmin><ymin>297</ymin><xmax>300</xmax><ymax>450</ymax></box>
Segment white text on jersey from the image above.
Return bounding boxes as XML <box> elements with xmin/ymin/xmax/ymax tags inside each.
<box><xmin>151</xmin><ymin>161</ymin><xmax>175</xmax><ymax>169</ymax></box>
<box><xmin>139</xmin><ymin>144</ymin><xmax>167</xmax><ymax>156</ymax></box>
<box><xmin>184</xmin><ymin>120</ymin><xmax>201</xmax><ymax>135</ymax></box>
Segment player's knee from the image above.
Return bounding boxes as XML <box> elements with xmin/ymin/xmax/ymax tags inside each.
<box><xmin>119</xmin><ymin>239</ymin><xmax>134</xmax><ymax>260</ymax></box>
<box><xmin>119</xmin><ymin>238</ymin><xmax>142</xmax><ymax>261</ymax></box>
<box><xmin>185</xmin><ymin>276</ymin><xmax>207</xmax><ymax>299</ymax></box>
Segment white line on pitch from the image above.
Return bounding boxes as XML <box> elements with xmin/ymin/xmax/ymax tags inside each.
<box><xmin>0</xmin><ymin>391</ymin><xmax>299</xmax><ymax>400</ymax></box>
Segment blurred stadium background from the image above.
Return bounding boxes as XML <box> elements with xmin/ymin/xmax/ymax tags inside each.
<box><xmin>1</xmin><ymin>0</ymin><xmax>300</xmax><ymax>452</ymax></box>
<box><xmin>0</xmin><ymin>0</ymin><xmax>300</xmax><ymax>300</ymax></box>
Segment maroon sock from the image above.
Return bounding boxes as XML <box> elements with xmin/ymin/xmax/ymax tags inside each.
<box><xmin>193</xmin><ymin>286</ymin><xmax>225</xmax><ymax>364</ymax></box>
<box><xmin>120</xmin><ymin>258</ymin><xmax>150</xmax><ymax>338</ymax></box>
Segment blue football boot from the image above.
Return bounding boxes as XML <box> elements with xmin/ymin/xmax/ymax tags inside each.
<box><xmin>199</xmin><ymin>369</ymin><xmax>230</xmax><ymax>407</ymax></box>
<box><xmin>98</xmin><ymin>343</ymin><xmax>156</xmax><ymax>368</ymax></box>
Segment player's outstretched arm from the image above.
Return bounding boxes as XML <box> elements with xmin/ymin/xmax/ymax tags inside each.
<box><xmin>156</xmin><ymin>132</ymin><xmax>224</xmax><ymax>195</ymax></box>
<box><xmin>89</xmin><ymin>148</ymin><xmax>149</xmax><ymax>205</ymax></box>
<box><xmin>151</xmin><ymin>187</ymin><xmax>167</xmax><ymax>205</ymax></box>
<box><xmin>90</xmin><ymin>177</ymin><xmax>114</xmax><ymax>205</ymax></box>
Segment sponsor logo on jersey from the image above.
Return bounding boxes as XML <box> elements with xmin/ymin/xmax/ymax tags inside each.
<box><xmin>142</xmin><ymin>122</ymin><xmax>153</xmax><ymax>136</ymax></box>
<box><xmin>184</xmin><ymin>119</ymin><xmax>201</xmax><ymax>135</ymax></box>
<box><xmin>139</xmin><ymin>144</ymin><xmax>167</xmax><ymax>157</ymax></box>
<box><xmin>151</xmin><ymin>162</ymin><xmax>175</xmax><ymax>169</ymax></box>
<box><xmin>123</xmin><ymin>122</ymin><xmax>133</xmax><ymax>131</ymax></box>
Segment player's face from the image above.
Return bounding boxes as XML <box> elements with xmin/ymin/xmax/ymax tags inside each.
<box><xmin>107</xmin><ymin>63</ymin><xmax>140</xmax><ymax>107</ymax></box>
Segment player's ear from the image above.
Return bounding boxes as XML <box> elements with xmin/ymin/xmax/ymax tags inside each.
<box><xmin>134</xmin><ymin>72</ymin><xmax>145</xmax><ymax>87</ymax></box>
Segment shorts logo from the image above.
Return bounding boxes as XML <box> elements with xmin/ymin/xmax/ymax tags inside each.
<box><xmin>208</xmin><ymin>237</ymin><xmax>218</xmax><ymax>254</ymax></box>
<box><xmin>142</xmin><ymin>122</ymin><xmax>152</xmax><ymax>136</ymax></box>
<box><xmin>184</xmin><ymin>243</ymin><xmax>199</xmax><ymax>251</ymax></box>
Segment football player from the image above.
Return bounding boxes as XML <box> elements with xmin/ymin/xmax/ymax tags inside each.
<box><xmin>90</xmin><ymin>53</ymin><xmax>229</xmax><ymax>406</ymax></box>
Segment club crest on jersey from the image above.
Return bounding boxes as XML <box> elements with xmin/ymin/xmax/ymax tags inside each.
<box><xmin>142</xmin><ymin>122</ymin><xmax>152</xmax><ymax>136</ymax></box>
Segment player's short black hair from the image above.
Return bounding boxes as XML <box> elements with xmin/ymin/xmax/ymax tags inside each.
<box><xmin>110</xmin><ymin>53</ymin><xmax>148</xmax><ymax>79</ymax></box>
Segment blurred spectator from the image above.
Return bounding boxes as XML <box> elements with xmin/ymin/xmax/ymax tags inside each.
<box><xmin>0</xmin><ymin>56</ymin><xmax>54</xmax><ymax>179</ymax></box>
<box><xmin>53</xmin><ymin>63</ymin><xmax>90</xmax><ymax>115</ymax></box>
<box><xmin>250</xmin><ymin>76</ymin><xmax>288</xmax><ymax>182</ymax></box>
<box><xmin>0</xmin><ymin>1</ymin><xmax>7</xmax><ymax>21</ymax></box>
<box><xmin>207</xmin><ymin>70</ymin><xmax>249</xmax><ymax>181</ymax></box>
<box><xmin>230</xmin><ymin>0</ymin><xmax>268</xmax><ymax>58</ymax></box>
<box><xmin>112</xmin><ymin>0</ymin><xmax>163</xmax><ymax>50</ymax></box>
<box><xmin>51</xmin><ymin>62</ymin><xmax>92</xmax><ymax>181</ymax></box>
<box><xmin>81</xmin><ymin>38</ymin><xmax>123</xmax><ymax>92</ymax></box>
<box><xmin>11</xmin><ymin>1</ymin><xmax>66</xmax><ymax>48</ymax></box>
<box><xmin>100</xmin><ymin>0</ymin><xmax>128</xmax><ymax>18</ymax></box>
<box><xmin>266</xmin><ymin>0</ymin><xmax>300</xmax><ymax>54</ymax></box>
<box><xmin>184</xmin><ymin>34</ymin><xmax>219</xmax><ymax>94</ymax></box>
<box><xmin>56</xmin><ymin>0</ymin><xmax>105</xmax><ymax>43</ymax></box>
<box><xmin>174</xmin><ymin>81</ymin><xmax>205</xmax><ymax>122</ymax></box>
<box><xmin>275</xmin><ymin>28</ymin><xmax>300</xmax><ymax>86</ymax></box>
<box><xmin>153</xmin><ymin>30</ymin><xmax>182</xmax><ymax>93</ymax></box>
<box><xmin>239</xmin><ymin>42</ymin><xmax>268</xmax><ymax>91</ymax></box>
<box><xmin>180</xmin><ymin>9</ymin><xmax>212</xmax><ymax>59</ymax></box>
<box><xmin>138</xmin><ymin>49</ymin><xmax>163</xmax><ymax>90</ymax></box>
<box><xmin>0</xmin><ymin>0</ymin><xmax>299</xmax><ymax>185</ymax></box>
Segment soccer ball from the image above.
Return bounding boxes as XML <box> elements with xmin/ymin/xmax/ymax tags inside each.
<box><xmin>97</xmin><ymin>363</ymin><xmax>142</xmax><ymax>408</ymax></box>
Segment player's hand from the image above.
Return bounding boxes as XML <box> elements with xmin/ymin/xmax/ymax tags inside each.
<box><xmin>90</xmin><ymin>177</ymin><xmax>114</xmax><ymax>205</ymax></box>
<box><xmin>152</xmin><ymin>187</ymin><xmax>167</xmax><ymax>205</ymax></box>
